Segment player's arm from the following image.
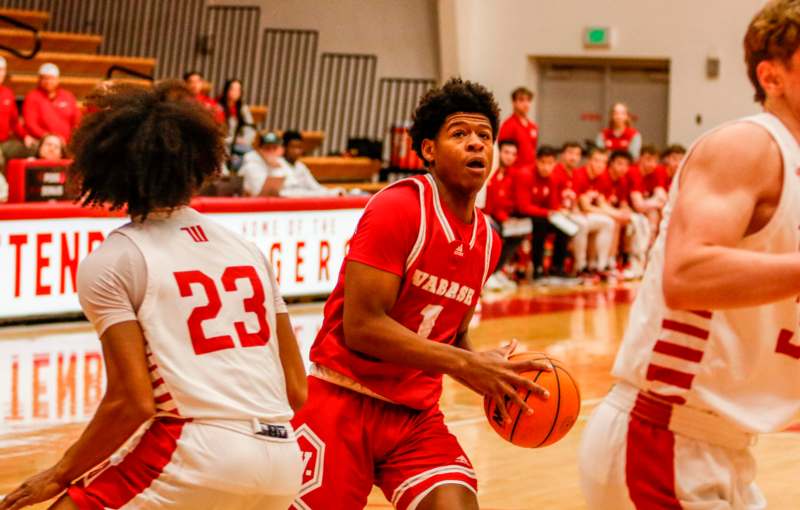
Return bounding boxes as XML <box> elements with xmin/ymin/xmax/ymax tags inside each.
<box><xmin>0</xmin><ymin>321</ymin><xmax>155</xmax><ymax>510</ymax></box>
<box><xmin>663</xmin><ymin>123</ymin><xmax>800</xmax><ymax>309</ymax></box>
<box><xmin>343</xmin><ymin>260</ymin><xmax>549</xmax><ymax>422</ymax></box>
<box><xmin>275</xmin><ymin>313</ymin><xmax>307</xmax><ymax>411</ymax></box>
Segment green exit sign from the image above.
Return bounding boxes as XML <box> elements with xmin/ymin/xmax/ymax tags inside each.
<box><xmin>584</xmin><ymin>27</ymin><xmax>611</xmax><ymax>48</ymax></box>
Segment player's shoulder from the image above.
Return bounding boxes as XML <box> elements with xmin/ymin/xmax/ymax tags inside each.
<box><xmin>688</xmin><ymin>121</ymin><xmax>781</xmax><ymax>183</ymax></box>
<box><xmin>367</xmin><ymin>177</ymin><xmax>424</xmax><ymax>211</ymax></box>
<box><xmin>77</xmin><ymin>230</ymin><xmax>139</xmax><ymax>279</ymax></box>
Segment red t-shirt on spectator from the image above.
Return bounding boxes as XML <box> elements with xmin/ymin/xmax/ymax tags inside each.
<box><xmin>643</xmin><ymin>164</ymin><xmax>669</xmax><ymax>196</ymax></box>
<box><xmin>23</xmin><ymin>87</ymin><xmax>81</xmax><ymax>141</ymax></box>
<box><xmin>608</xmin><ymin>172</ymin><xmax>634</xmax><ymax>207</ymax></box>
<box><xmin>513</xmin><ymin>164</ymin><xmax>552</xmax><ymax>218</ymax></box>
<box><xmin>498</xmin><ymin>114</ymin><xmax>538</xmax><ymax>167</ymax></box>
<box><xmin>484</xmin><ymin>166</ymin><xmax>516</xmax><ymax>223</ymax></box>
<box><xmin>550</xmin><ymin>163</ymin><xmax>579</xmax><ymax>210</ymax></box>
<box><xmin>574</xmin><ymin>166</ymin><xmax>616</xmax><ymax>205</ymax></box>
<box><xmin>599</xmin><ymin>127</ymin><xmax>639</xmax><ymax>152</ymax></box>
<box><xmin>0</xmin><ymin>85</ymin><xmax>25</xmax><ymax>142</ymax></box>
<box><xmin>196</xmin><ymin>94</ymin><xmax>225</xmax><ymax>124</ymax></box>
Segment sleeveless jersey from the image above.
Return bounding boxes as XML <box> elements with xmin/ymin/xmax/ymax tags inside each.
<box><xmin>311</xmin><ymin>174</ymin><xmax>497</xmax><ymax>410</ymax></box>
<box><xmin>612</xmin><ymin>113</ymin><xmax>800</xmax><ymax>433</ymax></box>
<box><xmin>601</xmin><ymin>126</ymin><xmax>638</xmax><ymax>152</ymax></box>
<box><xmin>116</xmin><ymin>207</ymin><xmax>292</xmax><ymax>421</ymax></box>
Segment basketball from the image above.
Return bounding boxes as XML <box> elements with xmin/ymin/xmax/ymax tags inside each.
<box><xmin>483</xmin><ymin>352</ymin><xmax>581</xmax><ymax>448</ymax></box>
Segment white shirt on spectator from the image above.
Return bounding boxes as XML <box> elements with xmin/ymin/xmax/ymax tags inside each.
<box><xmin>277</xmin><ymin>157</ymin><xmax>338</xmax><ymax>197</ymax></box>
<box><xmin>239</xmin><ymin>150</ymin><xmax>288</xmax><ymax>197</ymax></box>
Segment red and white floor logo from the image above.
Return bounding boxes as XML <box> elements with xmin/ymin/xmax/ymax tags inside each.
<box><xmin>292</xmin><ymin>424</ymin><xmax>325</xmax><ymax>510</ymax></box>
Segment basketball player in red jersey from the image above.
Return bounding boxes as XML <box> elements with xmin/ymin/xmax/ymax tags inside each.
<box><xmin>0</xmin><ymin>84</ymin><xmax>307</xmax><ymax>510</ymax></box>
<box><xmin>291</xmin><ymin>78</ymin><xmax>551</xmax><ymax>510</ymax></box>
<box><xmin>581</xmin><ymin>1</ymin><xmax>800</xmax><ymax>507</ymax></box>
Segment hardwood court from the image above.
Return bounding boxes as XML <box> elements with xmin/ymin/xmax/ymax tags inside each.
<box><xmin>2</xmin><ymin>284</ymin><xmax>800</xmax><ymax>509</ymax></box>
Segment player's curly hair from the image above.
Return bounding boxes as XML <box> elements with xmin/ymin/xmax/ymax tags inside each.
<box><xmin>410</xmin><ymin>78</ymin><xmax>499</xmax><ymax>166</ymax></box>
<box><xmin>69</xmin><ymin>83</ymin><xmax>225</xmax><ymax>220</ymax></box>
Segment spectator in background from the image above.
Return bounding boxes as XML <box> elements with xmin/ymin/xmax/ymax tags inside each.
<box><xmin>498</xmin><ymin>86</ymin><xmax>538</xmax><ymax>166</ymax></box>
<box><xmin>278</xmin><ymin>130</ymin><xmax>339</xmax><ymax>197</ymax></box>
<box><xmin>629</xmin><ymin>145</ymin><xmax>669</xmax><ymax>236</ymax></box>
<box><xmin>184</xmin><ymin>70</ymin><xmax>225</xmax><ymax>124</ymax></box>
<box><xmin>661</xmin><ymin>144</ymin><xmax>687</xmax><ymax>188</ymax></box>
<box><xmin>240</xmin><ymin>130</ymin><xmax>285</xmax><ymax>197</ymax></box>
<box><xmin>514</xmin><ymin>145</ymin><xmax>570</xmax><ymax>279</ymax></box>
<box><xmin>218</xmin><ymin>78</ymin><xmax>256</xmax><ymax>170</ymax></box>
<box><xmin>23</xmin><ymin>63</ymin><xmax>81</xmax><ymax>144</ymax></box>
<box><xmin>35</xmin><ymin>133</ymin><xmax>67</xmax><ymax>161</ymax></box>
<box><xmin>574</xmin><ymin>147</ymin><xmax>618</xmax><ymax>276</ymax></box>
<box><xmin>606</xmin><ymin>150</ymin><xmax>649</xmax><ymax>278</ymax></box>
<box><xmin>596</xmin><ymin>102</ymin><xmax>642</xmax><ymax>159</ymax></box>
<box><xmin>484</xmin><ymin>139</ymin><xmax>522</xmax><ymax>291</ymax></box>
<box><xmin>0</xmin><ymin>56</ymin><xmax>32</xmax><ymax>174</ymax></box>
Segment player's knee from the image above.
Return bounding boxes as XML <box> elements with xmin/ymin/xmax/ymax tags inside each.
<box><xmin>415</xmin><ymin>484</ymin><xmax>479</xmax><ymax>510</ymax></box>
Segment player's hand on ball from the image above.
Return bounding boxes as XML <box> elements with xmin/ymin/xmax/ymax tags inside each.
<box><xmin>455</xmin><ymin>339</ymin><xmax>551</xmax><ymax>424</ymax></box>
<box><xmin>0</xmin><ymin>467</ymin><xmax>67</xmax><ymax>510</ymax></box>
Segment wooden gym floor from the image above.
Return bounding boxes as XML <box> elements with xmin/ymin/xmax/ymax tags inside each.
<box><xmin>2</xmin><ymin>283</ymin><xmax>799</xmax><ymax>509</ymax></box>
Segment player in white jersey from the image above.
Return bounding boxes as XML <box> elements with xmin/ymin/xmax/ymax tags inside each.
<box><xmin>0</xmin><ymin>83</ymin><xmax>306</xmax><ymax>510</ymax></box>
<box><xmin>579</xmin><ymin>1</ymin><xmax>800</xmax><ymax>508</ymax></box>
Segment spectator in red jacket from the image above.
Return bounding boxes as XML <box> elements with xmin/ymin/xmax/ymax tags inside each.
<box><xmin>498</xmin><ymin>86</ymin><xmax>538</xmax><ymax>166</ymax></box>
<box><xmin>607</xmin><ymin>150</ymin><xmax>650</xmax><ymax>278</ymax></box>
<box><xmin>0</xmin><ymin>56</ymin><xmax>32</xmax><ymax>174</ymax></box>
<box><xmin>661</xmin><ymin>143</ymin><xmax>687</xmax><ymax>188</ymax></box>
<box><xmin>23</xmin><ymin>63</ymin><xmax>81</xmax><ymax>145</ymax></box>
<box><xmin>484</xmin><ymin>139</ymin><xmax>523</xmax><ymax>291</ymax></box>
<box><xmin>575</xmin><ymin>147</ymin><xmax>620</xmax><ymax>275</ymax></box>
<box><xmin>514</xmin><ymin>145</ymin><xmax>570</xmax><ymax>279</ymax></box>
<box><xmin>629</xmin><ymin>145</ymin><xmax>669</xmax><ymax>238</ymax></box>
<box><xmin>596</xmin><ymin>102</ymin><xmax>642</xmax><ymax>159</ymax></box>
<box><xmin>184</xmin><ymin>70</ymin><xmax>225</xmax><ymax>124</ymax></box>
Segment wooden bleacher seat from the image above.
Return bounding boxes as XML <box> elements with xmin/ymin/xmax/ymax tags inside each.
<box><xmin>0</xmin><ymin>29</ymin><xmax>102</xmax><ymax>54</ymax></box>
<box><xmin>302</xmin><ymin>156</ymin><xmax>380</xmax><ymax>183</ymax></box>
<box><xmin>250</xmin><ymin>104</ymin><xmax>267</xmax><ymax>125</ymax></box>
<box><xmin>1</xmin><ymin>52</ymin><xmax>154</xmax><ymax>77</ymax></box>
<box><xmin>0</xmin><ymin>8</ymin><xmax>48</xmax><ymax>30</ymax></box>
<box><xmin>8</xmin><ymin>74</ymin><xmax>151</xmax><ymax>98</ymax></box>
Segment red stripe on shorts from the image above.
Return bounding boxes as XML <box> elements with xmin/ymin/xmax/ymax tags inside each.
<box><xmin>662</xmin><ymin>319</ymin><xmax>709</xmax><ymax>340</ymax></box>
<box><xmin>66</xmin><ymin>418</ymin><xmax>186</xmax><ymax>509</ymax></box>
<box><xmin>394</xmin><ymin>470</ymin><xmax>477</xmax><ymax>510</ymax></box>
<box><xmin>646</xmin><ymin>364</ymin><xmax>695</xmax><ymax>390</ymax></box>
<box><xmin>626</xmin><ymin>398</ymin><xmax>683</xmax><ymax>509</ymax></box>
<box><xmin>653</xmin><ymin>340</ymin><xmax>704</xmax><ymax>363</ymax></box>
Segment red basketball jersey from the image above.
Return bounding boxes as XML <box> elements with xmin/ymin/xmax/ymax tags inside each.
<box><xmin>310</xmin><ymin>174</ymin><xmax>499</xmax><ymax>410</ymax></box>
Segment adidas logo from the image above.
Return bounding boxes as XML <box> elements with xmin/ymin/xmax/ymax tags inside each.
<box><xmin>453</xmin><ymin>243</ymin><xmax>464</xmax><ymax>257</ymax></box>
<box><xmin>454</xmin><ymin>455</ymin><xmax>470</xmax><ymax>466</ymax></box>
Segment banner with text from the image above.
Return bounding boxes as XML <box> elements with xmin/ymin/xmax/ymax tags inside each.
<box><xmin>0</xmin><ymin>208</ymin><xmax>363</xmax><ymax>320</ymax></box>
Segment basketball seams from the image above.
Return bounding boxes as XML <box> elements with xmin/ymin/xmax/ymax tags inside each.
<box><xmin>506</xmin><ymin>358</ymin><xmax>547</xmax><ymax>443</ymax></box>
<box><xmin>536</xmin><ymin>357</ymin><xmax>562</xmax><ymax>447</ymax></box>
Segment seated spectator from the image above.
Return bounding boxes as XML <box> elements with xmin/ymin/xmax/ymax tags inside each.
<box><xmin>35</xmin><ymin>133</ymin><xmax>67</xmax><ymax>161</ymax></box>
<box><xmin>239</xmin><ymin>131</ymin><xmax>286</xmax><ymax>197</ymax></box>
<box><xmin>661</xmin><ymin>144</ymin><xmax>687</xmax><ymax>187</ymax></box>
<box><xmin>574</xmin><ymin>147</ymin><xmax>621</xmax><ymax>276</ymax></box>
<box><xmin>552</xmin><ymin>142</ymin><xmax>614</xmax><ymax>277</ymax></box>
<box><xmin>218</xmin><ymin>78</ymin><xmax>256</xmax><ymax>170</ymax></box>
<box><xmin>606</xmin><ymin>150</ymin><xmax>650</xmax><ymax>278</ymax></box>
<box><xmin>0</xmin><ymin>56</ymin><xmax>32</xmax><ymax>174</ymax></box>
<box><xmin>184</xmin><ymin>70</ymin><xmax>225</xmax><ymax>124</ymax></box>
<box><xmin>484</xmin><ymin>139</ymin><xmax>523</xmax><ymax>290</ymax></box>
<box><xmin>629</xmin><ymin>145</ymin><xmax>669</xmax><ymax>236</ymax></box>
<box><xmin>514</xmin><ymin>145</ymin><xmax>571</xmax><ymax>279</ymax></box>
<box><xmin>23</xmin><ymin>63</ymin><xmax>81</xmax><ymax>144</ymax></box>
<box><xmin>278</xmin><ymin>130</ymin><xmax>339</xmax><ymax>197</ymax></box>
<box><xmin>596</xmin><ymin>102</ymin><xmax>642</xmax><ymax>159</ymax></box>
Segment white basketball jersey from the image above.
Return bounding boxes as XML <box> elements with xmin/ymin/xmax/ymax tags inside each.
<box><xmin>117</xmin><ymin>207</ymin><xmax>292</xmax><ymax>422</ymax></box>
<box><xmin>613</xmin><ymin>113</ymin><xmax>800</xmax><ymax>433</ymax></box>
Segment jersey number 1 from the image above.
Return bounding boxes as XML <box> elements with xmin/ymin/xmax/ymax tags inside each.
<box><xmin>174</xmin><ymin>266</ymin><xmax>271</xmax><ymax>355</ymax></box>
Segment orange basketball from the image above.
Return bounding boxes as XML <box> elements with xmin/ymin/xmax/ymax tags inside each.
<box><xmin>483</xmin><ymin>352</ymin><xmax>581</xmax><ymax>448</ymax></box>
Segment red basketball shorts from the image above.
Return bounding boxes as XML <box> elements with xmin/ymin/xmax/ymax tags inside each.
<box><xmin>290</xmin><ymin>376</ymin><xmax>477</xmax><ymax>510</ymax></box>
